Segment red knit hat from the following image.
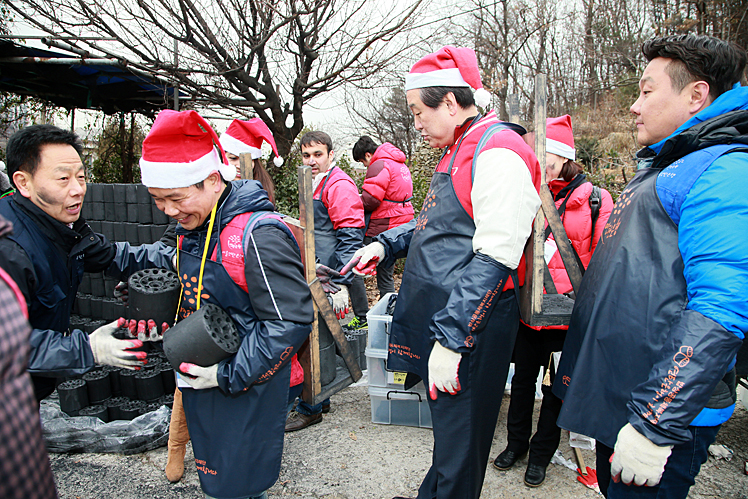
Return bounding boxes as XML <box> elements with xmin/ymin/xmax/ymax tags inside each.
<box><xmin>404</xmin><ymin>46</ymin><xmax>491</xmax><ymax>108</ymax></box>
<box><xmin>546</xmin><ymin>115</ymin><xmax>576</xmax><ymax>161</ymax></box>
<box><xmin>220</xmin><ymin>118</ymin><xmax>284</xmax><ymax>166</ymax></box>
<box><xmin>139</xmin><ymin>110</ymin><xmax>234</xmax><ymax>188</ymax></box>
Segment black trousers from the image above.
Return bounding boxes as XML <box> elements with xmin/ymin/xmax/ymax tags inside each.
<box><xmin>504</xmin><ymin>322</ymin><xmax>566</xmax><ymax>467</ymax></box>
<box><xmin>417</xmin><ymin>291</ymin><xmax>518</xmax><ymax>499</ymax></box>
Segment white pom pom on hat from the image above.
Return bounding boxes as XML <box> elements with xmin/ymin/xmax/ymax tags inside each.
<box><xmin>404</xmin><ymin>46</ymin><xmax>492</xmax><ymax>108</ymax></box>
<box><xmin>474</xmin><ymin>88</ymin><xmax>491</xmax><ymax>109</ymax></box>
<box><xmin>219</xmin><ymin>118</ymin><xmax>283</xmax><ymax>166</ymax></box>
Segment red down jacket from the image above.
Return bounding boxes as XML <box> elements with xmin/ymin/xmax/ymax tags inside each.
<box><xmin>546</xmin><ymin>176</ymin><xmax>613</xmax><ymax>296</ymax></box>
<box><xmin>361</xmin><ymin>143</ymin><xmax>415</xmax><ymax>237</ymax></box>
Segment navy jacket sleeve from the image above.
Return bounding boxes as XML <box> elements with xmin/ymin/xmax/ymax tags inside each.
<box><xmin>373</xmin><ymin>218</ymin><xmax>415</xmax><ymax>268</ymax></box>
<box><xmin>216</xmin><ymin>224</ymin><xmax>313</xmax><ymax>394</ymax></box>
<box><xmin>105</xmin><ymin>241</ymin><xmax>176</xmax><ymax>281</ymax></box>
<box><xmin>333</xmin><ymin>227</ymin><xmax>364</xmax><ymax>286</ymax></box>
<box><xmin>0</xmin><ymin>237</ymin><xmax>96</xmax><ymax>375</ymax></box>
<box><xmin>429</xmin><ymin>252</ymin><xmax>511</xmax><ymax>352</ymax></box>
<box><xmin>28</xmin><ymin>327</ymin><xmax>95</xmax><ymax>376</ymax></box>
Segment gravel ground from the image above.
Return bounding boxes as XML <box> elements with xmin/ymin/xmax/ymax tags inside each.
<box><xmin>48</xmin><ymin>381</ymin><xmax>748</xmax><ymax>499</ymax></box>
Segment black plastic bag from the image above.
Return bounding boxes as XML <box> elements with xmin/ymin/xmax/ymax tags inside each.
<box><xmin>40</xmin><ymin>395</ymin><xmax>170</xmax><ymax>455</ymax></box>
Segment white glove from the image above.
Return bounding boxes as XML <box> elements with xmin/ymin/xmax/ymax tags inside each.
<box><xmin>611</xmin><ymin>423</ymin><xmax>673</xmax><ymax>486</ymax></box>
<box><xmin>427</xmin><ymin>341</ymin><xmax>462</xmax><ymax>400</ymax></box>
<box><xmin>351</xmin><ymin>242</ymin><xmax>385</xmax><ymax>276</ymax></box>
<box><xmin>330</xmin><ymin>285</ymin><xmax>350</xmax><ymax>319</ymax></box>
<box><xmin>89</xmin><ymin>320</ymin><xmax>146</xmax><ymax>370</ymax></box>
<box><xmin>179</xmin><ymin>362</ymin><xmax>219</xmax><ymax>390</ymax></box>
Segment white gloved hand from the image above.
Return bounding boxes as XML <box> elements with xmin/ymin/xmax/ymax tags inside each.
<box><xmin>179</xmin><ymin>362</ymin><xmax>219</xmax><ymax>390</ymax></box>
<box><xmin>611</xmin><ymin>423</ymin><xmax>673</xmax><ymax>486</ymax></box>
<box><xmin>89</xmin><ymin>320</ymin><xmax>146</xmax><ymax>370</ymax></box>
<box><xmin>330</xmin><ymin>285</ymin><xmax>350</xmax><ymax>319</ymax></box>
<box><xmin>427</xmin><ymin>341</ymin><xmax>462</xmax><ymax>400</ymax></box>
<box><xmin>351</xmin><ymin>242</ymin><xmax>385</xmax><ymax>276</ymax></box>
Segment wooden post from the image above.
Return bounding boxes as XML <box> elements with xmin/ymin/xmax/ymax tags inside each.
<box><xmin>239</xmin><ymin>153</ymin><xmax>254</xmax><ymax>180</ymax></box>
<box><xmin>297</xmin><ymin>166</ymin><xmax>320</xmax><ymax>405</ymax></box>
<box><xmin>292</xmin><ymin>166</ymin><xmax>362</xmax><ymax>404</ymax></box>
<box><xmin>520</xmin><ymin>75</ymin><xmax>547</xmax><ymax>323</ymax></box>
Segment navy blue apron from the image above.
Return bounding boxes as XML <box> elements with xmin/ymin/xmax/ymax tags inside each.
<box><xmin>387</xmin><ymin>124</ymin><xmax>520</xmax><ymax>499</ymax></box>
<box><xmin>178</xmin><ymin>221</ymin><xmax>290</xmax><ymax>499</ymax></box>
<box><xmin>555</xmin><ymin>144</ymin><xmax>746</xmax><ymax>447</ymax></box>
<box><xmin>313</xmin><ymin>168</ymin><xmax>338</xmax><ymax>268</ymax></box>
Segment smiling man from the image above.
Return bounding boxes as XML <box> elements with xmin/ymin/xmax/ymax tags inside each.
<box><xmin>0</xmin><ymin>125</ymin><xmax>153</xmax><ymax>401</ymax></box>
<box><xmin>139</xmin><ymin>109</ymin><xmax>313</xmax><ymax>499</ymax></box>
<box><xmin>554</xmin><ymin>35</ymin><xmax>748</xmax><ymax>498</ymax></box>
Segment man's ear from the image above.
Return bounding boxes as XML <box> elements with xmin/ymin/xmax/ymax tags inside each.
<box><xmin>207</xmin><ymin>171</ymin><xmax>223</xmax><ymax>192</ymax></box>
<box><xmin>689</xmin><ymin>81</ymin><xmax>712</xmax><ymax>114</ymax></box>
<box><xmin>12</xmin><ymin>171</ymin><xmax>32</xmax><ymax>198</ymax></box>
<box><xmin>444</xmin><ymin>92</ymin><xmax>458</xmax><ymax>115</ymax></box>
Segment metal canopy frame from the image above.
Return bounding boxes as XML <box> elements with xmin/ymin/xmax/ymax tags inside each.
<box><xmin>0</xmin><ymin>39</ymin><xmax>184</xmax><ymax>115</ymax></box>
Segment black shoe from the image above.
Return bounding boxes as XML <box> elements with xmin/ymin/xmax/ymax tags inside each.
<box><xmin>284</xmin><ymin>411</ymin><xmax>322</xmax><ymax>432</ymax></box>
<box><xmin>524</xmin><ymin>463</ymin><xmax>547</xmax><ymax>487</ymax></box>
<box><xmin>493</xmin><ymin>448</ymin><xmax>527</xmax><ymax>470</ymax></box>
<box><xmin>322</xmin><ymin>401</ymin><xmax>331</xmax><ymax>414</ymax></box>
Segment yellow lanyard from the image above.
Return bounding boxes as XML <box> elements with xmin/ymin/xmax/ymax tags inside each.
<box><xmin>175</xmin><ymin>202</ymin><xmax>218</xmax><ymax>315</ymax></box>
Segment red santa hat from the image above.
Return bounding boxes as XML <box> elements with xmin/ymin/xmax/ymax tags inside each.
<box><xmin>139</xmin><ymin>110</ymin><xmax>234</xmax><ymax>188</ymax></box>
<box><xmin>546</xmin><ymin>115</ymin><xmax>576</xmax><ymax>161</ymax></box>
<box><xmin>404</xmin><ymin>46</ymin><xmax>491</xmax><ymax>108</ymax></box>
<box><xmin>220</xmin><ymin>118</ymin><xmax>284</xmax><ymax>167</ymax></box>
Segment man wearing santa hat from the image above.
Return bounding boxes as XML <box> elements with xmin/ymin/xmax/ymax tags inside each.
<box><xmin>284</xmin><ymin>130</ymin><xmax>368</xmax><ymax>431</ymax></box>
<box><xmin>138</xmin><ymin>109</ymin><xmax>313</xmax><ymax>499</ymax></box>
<box><xmin>352</xmin><ymin>46</ymin><xmax>541</xmax><ymax>498</ymax></box>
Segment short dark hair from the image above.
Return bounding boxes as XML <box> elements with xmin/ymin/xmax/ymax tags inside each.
<box><xmin>642</xmin><ymin>35</ymin><xmax>747</xmax><ymax>101</ymax></box>
<box><xmin>300</xmin><ymin>131</ymin><xmax>333</xmax><ymax>154</ymax></box>
<box><xmin>419</xmin><ymin>86</ymin><xmax>475</xmax><ymax>109</ymax></box>
<box><xmin>352</xmin><ymin>136</ymin><xmax>379</xmax><ymax>162</ymax></box>
<box><xmin>6</xmin><ymin>125</ymin><xmax>83</xmax><ymax>188</ymax></box>
<box><xmin>560</xmin><ymin>160</ymin><xmax>584</xmax><ymax>182</ymax></box>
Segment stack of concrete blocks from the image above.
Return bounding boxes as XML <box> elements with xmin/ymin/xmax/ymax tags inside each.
<box><xmin>73</xmin><ymin>183</ymin><xmax>171</xmax><ymax>332</ymax></box>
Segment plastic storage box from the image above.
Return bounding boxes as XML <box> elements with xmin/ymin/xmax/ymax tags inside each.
<box><xmin>368</xmin><ymin>386</ymin><xmax>432</xmax><ymax>429</ymax></box>
<box><xmin>366</xmin><ymin>345</ymin><xmax>426</xmax><ymax>393</ymax></box>
<box><xmin>367</xmin><ymin>292</ymin><xmax>396</xmax><ymax>350</ymax></box>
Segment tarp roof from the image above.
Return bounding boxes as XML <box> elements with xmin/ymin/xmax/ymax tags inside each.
<box><xmin>0</xmin><ymin>39</ymin><xmax>182</xmax><ymax>115</ymax></box>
